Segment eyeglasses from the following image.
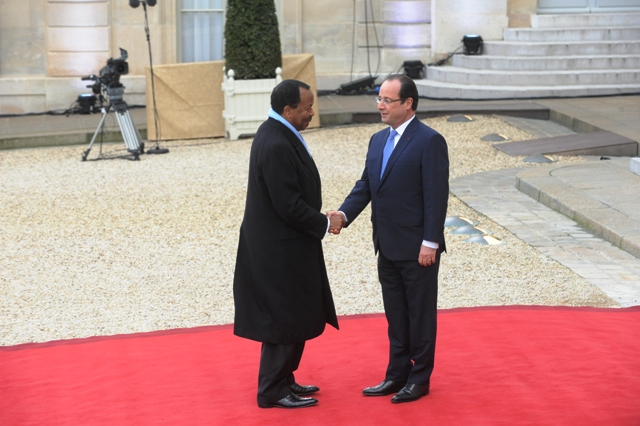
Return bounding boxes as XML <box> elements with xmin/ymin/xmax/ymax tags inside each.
<box><xmin>375</xmin><ymin>97</ymin><xmax>405</xmax><ymax>105</ymax></box>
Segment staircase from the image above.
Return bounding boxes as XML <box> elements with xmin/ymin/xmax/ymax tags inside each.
<box><xmin>415</xmin><ymin>13</ymin><xmax>640</xmax><ymax>99</ymax></box>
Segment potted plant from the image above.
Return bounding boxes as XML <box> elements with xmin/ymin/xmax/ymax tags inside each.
<box><xmin>222</xmin><ymin>0</ymin><xmax>283</xmax><ymax>139</ymax></box>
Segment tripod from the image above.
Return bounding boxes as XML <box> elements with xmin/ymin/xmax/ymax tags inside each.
<box><xmin>81</xmin><ymin>85</ymin><xmax>145</xmax><ymax>161</ymax></box>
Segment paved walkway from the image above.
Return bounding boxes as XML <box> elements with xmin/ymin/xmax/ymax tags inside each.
<box><xmin>450</xmin><ymin>163</ymin><xmax>640</xmax><ymax>307</ymax></box>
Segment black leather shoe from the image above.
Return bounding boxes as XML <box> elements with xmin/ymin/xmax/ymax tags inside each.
<box><xmin>289</xmin><ymin>382</ymin><xmax>320</xmax><ymax>396</ymax></box>
<box><xmin>258</xmin><ymin>394</ymin><xmax>318</xmax><ymax>409</ymax></box>
<box><xmin>362</xmin><ymin>380</ymin><xmax>405</xmax><ymax>396</ymax></box>
<box><xmin>391</xmin><ymin>383</ymin><xmax>430</xmax><ymax>403</ymax></box>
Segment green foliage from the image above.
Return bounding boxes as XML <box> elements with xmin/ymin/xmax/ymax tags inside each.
<box><xmin>224</xmin><ymin>0</ymin><xmax>282</xmax><ymax>80</ymax></box>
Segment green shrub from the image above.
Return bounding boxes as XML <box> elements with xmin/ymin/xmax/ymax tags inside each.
<box><xmin>224</xmin><ymin>0</ymin><xmax>282</xmax><ymax>80</ymax></box>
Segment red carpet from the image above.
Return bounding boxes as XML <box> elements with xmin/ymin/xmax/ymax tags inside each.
<box><xmin>1</xmin><ymin>306</ymin><xmax>639</xmax><ymax>426</ymax></box>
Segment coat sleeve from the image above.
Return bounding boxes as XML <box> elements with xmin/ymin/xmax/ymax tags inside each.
<box><xmin>261</xmin><ymin>137</ymin><xmax>328</xmax><ymax>240</ymax></box>
<box><xmin>339</xmin><ymin>135</ymin><xmax>375</xmax><ymax>225</ymax></box>
<box><xmin>421</xmin><ymin>131</ymin><xmax>449</xmax><ymax>244</ymax></box>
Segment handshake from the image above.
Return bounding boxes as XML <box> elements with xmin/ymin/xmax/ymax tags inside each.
<box><xmin>326</xmin><ymin>211</ymin><xmax>346</xmax><ymax>235</ymax></box>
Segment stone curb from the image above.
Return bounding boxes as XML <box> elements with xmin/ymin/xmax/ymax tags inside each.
<box><xmin>516</xmin><ymin>164</ymin><xmax>640</xmax><ymax>259</ymax></box>
<box><xmin>0</xmin><ymin>128</ymin><xmax>148</xmax><ymax>151</ymax></box>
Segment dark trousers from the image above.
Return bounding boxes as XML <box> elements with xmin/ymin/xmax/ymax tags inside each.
<box><xmin>378</xmin><ymin>250</ymin><xmax>440</xmax><ymax>386</ymax></box>
<box><xmin>257</xmin><ymin>341</ymin><xmax>305</xmax><ymax>405</ymax></box>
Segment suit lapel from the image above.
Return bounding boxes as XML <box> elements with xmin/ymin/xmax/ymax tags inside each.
<box><xmin>270</xmin><ymin>118</ymin><xmax>321</xmax><ymax>185</ymax></box>
<box><xmin>294</xmin><ymin>139</ymin><xmax>321</xmax><ymax>184</ymax></box>
<box><xmin>379</xmin><ymin>118</ymin><xmax>418</xmax><ymax>183</ymax></box>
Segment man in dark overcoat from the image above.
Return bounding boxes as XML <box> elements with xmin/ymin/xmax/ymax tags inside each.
<box><xmin>233</xmin><ymin>79</ymin><xmax>340</xmax><ymax>409</ymax></box>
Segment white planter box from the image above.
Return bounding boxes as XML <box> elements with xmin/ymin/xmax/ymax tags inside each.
<box><xmin>631</xmin><ymin>157</ymin><xmax>640</xmax><ymax>177</ymax></box>
<box><xmin>222</xmin><ymin>67</ymin><xmax>282</xmax><ymax>140</ymax></box>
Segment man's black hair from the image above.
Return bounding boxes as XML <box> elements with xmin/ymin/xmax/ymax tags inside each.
<box><xmin>271</xmin><ymin>79</ymin><xmax>311</xmax><ymax>114</ymax></box>
<box><xmin>385</xmin><ymin>74</ymin><xmax>419</xmax><ymax>111</ymax></box>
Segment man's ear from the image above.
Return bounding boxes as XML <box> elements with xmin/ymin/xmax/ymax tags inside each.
<box><xmin>282</xmin><ymin>105</ymin><xmax>292</xmax><ymax>120</ymax></box>
<box><xmin>404</xmin><ymin>97</ymin><xmax>414</xmax><ymax>110</ymax></box>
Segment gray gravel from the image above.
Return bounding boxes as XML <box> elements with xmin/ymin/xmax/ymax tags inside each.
<box><xmin>0</xmin><ymin>115</ymin><xmax>617</xmax><ymax>346</ymax></box>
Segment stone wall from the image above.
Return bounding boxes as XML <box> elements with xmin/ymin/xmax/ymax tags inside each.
<box><xmin>0</xmin><ymin>0</ymin><xmax>46</xmax><ymax>76</ymax></box>
<box><xmin>0</xmin><ymin>0</ymin><xmax>174</xmax><ymax>114</ymax></box>
<box><xmin>431</xmin><ymin>0</ymin><xmax>509</xmax><ymax>61</ymax></box>
<box><xmin>280</xmin><ymin>0</ymin><xmax>434</xmax><ymax>90</ymax></box>
<box><xmin>0</xmin><ymin>0</ymin><xmax>516</xmax><ymax>115</ymax></box>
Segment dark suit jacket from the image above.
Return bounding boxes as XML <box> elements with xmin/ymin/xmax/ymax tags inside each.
<box><xmin>339</xmin><ymin>116</ymin><xmax>449</xmax><ymax>260</ymax></box>
<box><xmin>233</xmin><ymin>118</ymin><xmax>339</xmax><ymax>344</ymax></box>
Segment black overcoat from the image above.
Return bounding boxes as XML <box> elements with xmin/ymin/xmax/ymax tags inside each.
<box><xmin>233</xmin><ymin>118</ymin><xmax>339</xmax><ymax>344</ymax></box>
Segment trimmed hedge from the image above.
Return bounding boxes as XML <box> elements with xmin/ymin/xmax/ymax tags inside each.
<box><xmin>224</xmin><ymin>0</ymin><xmax>282</xmax><ymax>80</ymax></box>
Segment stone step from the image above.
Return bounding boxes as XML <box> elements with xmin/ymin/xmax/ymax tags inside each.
<box><xmin>421</xmin><ymin>12</ymin><xmax>640</xmax><ymax>100</ymax></box>
<box><xmin>504</xmin><ymin>27</ymin><xmax>640</xmax><ymax>42</ymax></box>
<box><xmin>414</xmin><ymin>79</ymin><xmax>640</xmax><ymax>100</ymax></box>
<box><xmin>531</xmin><ymin>12</ymin><xmax>640</xmax><ymax>28</ymax></box>
<box><xmin>484</xmin><ymin>40</ymin><xmax>640</xmax><ymax>56</ymax></box>
<box><xmin>451</xmin><ymin>54</ymin><xmax>640</xmax><ymax>71</ymax></box>
<box><xmin>426</xmin><ymin>66</ymin><xmax>640</xmax><ymax>86</ymax></box>
<box><xmin>493</xmin><ymin>131</ymin><xmax>638</xmax><ymax>157</ymax></box>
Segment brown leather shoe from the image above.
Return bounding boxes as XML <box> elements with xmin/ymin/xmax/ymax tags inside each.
<box><xmin>362</xmin><ymin>380</ymin><xmax>405</xmax><ymax>396</ymax></box>
<box><xmin>391</xmin><ymin>383</ymin><xmax>430</xmax><ymax>403</ymax></box>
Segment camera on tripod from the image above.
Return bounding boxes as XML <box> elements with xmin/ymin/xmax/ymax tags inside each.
<box><xmin>79</xmin><ymin>47</ymin><xmax>145</xmax><ymax>161</ymax></box>
<box><xmin>79</xmin><ymin>48</ymin><xmax>130</xmax><ymax>111</ymax></box>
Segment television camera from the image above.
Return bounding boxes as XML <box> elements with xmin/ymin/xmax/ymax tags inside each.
<box><xmin>80</xmin><ymin>48</ymin><xmax>145</xmax><ymax>161</ymax></box>
<box><xmin>82</xmin><ymin>48</ymin><xmax>130</xmax><ymax>105</ymax></box>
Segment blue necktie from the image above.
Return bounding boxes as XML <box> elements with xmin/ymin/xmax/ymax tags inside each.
<box><xmin>380</xmin><ymin>129</ymin><xmax>397</xmax><ymax>178</ymax></box>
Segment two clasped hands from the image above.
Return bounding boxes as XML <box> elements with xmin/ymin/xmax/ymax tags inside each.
<box><xmin>326</xmin><ymin>211</ymin><xmax>346</xmax><ymax>235</ymax></box>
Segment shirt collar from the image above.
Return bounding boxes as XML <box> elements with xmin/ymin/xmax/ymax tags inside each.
<box><xmin>268</xmin><ymin>108</ymin><xmax>303</xmax><ymax>140</ymax></box>
<box><xmin>391</xmin><ymin>114</ymin><xmax>416</xmax><ymax>137</ymax></box>
<box><xmin>268</xmin><ymin>108</ymin><xmax>312</xmax><ymax>157</ymax></box>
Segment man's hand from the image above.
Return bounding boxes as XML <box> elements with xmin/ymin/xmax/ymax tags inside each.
<box><xmin>418</xmin><ymin>245</ymin><xmax>437</xmax><ymax>267</ymax></box>
<box><xmin>327</xmin><ymin>211</ymin><xmax>346</xmax><ymax>235</ymax></box>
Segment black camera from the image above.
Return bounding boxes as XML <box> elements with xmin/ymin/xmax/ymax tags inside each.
<box><xmin>100</xmin><ymin>48</ymin><xmax>129</xmax><ymax>82</ymax></box>
<box><xmin>82</xmin><ymin>48</ymin><xmax>129</xmax><ymax>94</ymax></box>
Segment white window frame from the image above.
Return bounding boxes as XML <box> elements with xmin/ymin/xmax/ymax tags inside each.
<box><xmin>179</xmin><ymin>0</ymin><xmax>226</xmax><ymax>63</ymax></box>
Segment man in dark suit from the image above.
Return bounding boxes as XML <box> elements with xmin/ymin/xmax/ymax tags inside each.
<box><xmin>331</xmin><ymin>74</ymin><xmax>449</xmax><ymax>403</ymax></box>
<box><xmin>233</xmin><ymin>79</ymin><xmax>341</xmax><ymax>409</ymax></box>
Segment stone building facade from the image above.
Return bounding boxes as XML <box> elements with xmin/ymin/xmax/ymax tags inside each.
<box><xmin>1</xmin><ymin>0</ymin><xmax>636</xmax><ymax>115</ymax></box>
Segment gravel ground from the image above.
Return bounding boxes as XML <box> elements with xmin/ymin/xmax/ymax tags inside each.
<box><xmin>0</xmin><ymin>115</ymin><xmax>617</xmax><ymax>346</ymax></box>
